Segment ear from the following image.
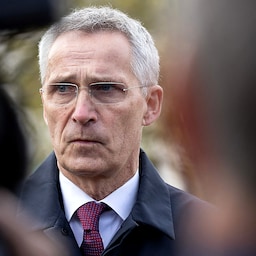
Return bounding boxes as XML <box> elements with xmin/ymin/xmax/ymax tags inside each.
<box><xmin>142</xmin><ymin>85</ymin><xmax>163</xmax><ymax>126</ymax></box>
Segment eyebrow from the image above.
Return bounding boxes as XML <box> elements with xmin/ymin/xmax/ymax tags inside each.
<box><xmin>47</xmin><ymin>73</ymin><xmax>77</xmax><ymax>83</ymax></box>
<box><xmin>48</xmin><ymin>75</ymin><xmax>126</xmax><ymax>84</ymax></box>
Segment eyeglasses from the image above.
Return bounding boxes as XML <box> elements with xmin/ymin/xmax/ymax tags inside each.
<box><xmin>39</xmin><ymin>82</ymin><xmax>147</xmax><ymax>105</ymax></box>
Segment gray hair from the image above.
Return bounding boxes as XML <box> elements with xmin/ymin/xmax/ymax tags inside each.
<box><xmin>38</xmin><ymin>6</ymin><xmax>160</xmax><ymax>88</ymax></box>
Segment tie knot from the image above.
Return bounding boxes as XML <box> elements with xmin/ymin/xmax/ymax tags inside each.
<box><xmin>77</xmin><ymin>202</ymin><xmax>106</xmax><ymax>232</ymax></box>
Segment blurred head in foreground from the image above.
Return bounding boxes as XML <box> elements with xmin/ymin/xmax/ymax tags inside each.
<box><xmin>162</xmin><ymin>0</ymin><xmax>256</xmax><ymax>253</ymax></box>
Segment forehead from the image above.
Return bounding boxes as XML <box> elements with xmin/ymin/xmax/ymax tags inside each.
<box><xmin>46</xmin><ymin>30</ymin><xmax>134</xmax><ymax>83</ymax></box>
<box><xmin>49</xmin><ymin>30</ymin><xmax>131</xmax><ymax>62</ymax></box>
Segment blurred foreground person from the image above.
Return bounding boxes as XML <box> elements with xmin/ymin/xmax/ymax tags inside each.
<box><xmin>18</xmin><ymin>6</ymin><xmax>216</xmax><ymax>256</ymax></box>
<box><xmin>0</xmin><ymin>85</ymin><xmax>67</xmax><ymax>255</ymax></box>
<box><xmin>0</xmin><ymin>0</ymin><xmax>70</xmax><ymax>254</ymax></box>
<box><xmin>163</xmin><ymin>0</ymin><xmax>256</xmax><ymax>254</ymax></box>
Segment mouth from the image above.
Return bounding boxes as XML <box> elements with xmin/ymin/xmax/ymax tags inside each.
<box><xmin>69</xmin><ymin>138</ymin><xmax>102</xmax><ymax>145</ymax></box>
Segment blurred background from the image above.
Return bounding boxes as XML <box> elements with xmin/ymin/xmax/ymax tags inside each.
<box><xmin>0</xmin><ymin>0</ymin><xmax>195</xmax><ymax>199</ymax></box>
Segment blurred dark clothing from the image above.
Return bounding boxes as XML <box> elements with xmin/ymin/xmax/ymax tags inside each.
<box><xmin>0</xmin><ymin>86</ymin><xmax>27</xmax><ymax>193</ymax></box>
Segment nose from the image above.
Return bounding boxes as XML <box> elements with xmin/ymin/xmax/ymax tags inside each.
<box><xmin>71</xmin><ymin>89</ymin><xmax>97</xmax><ymax>124</ymax></box>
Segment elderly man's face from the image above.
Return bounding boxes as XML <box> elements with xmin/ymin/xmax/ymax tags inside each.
<box><xmin>40</xmin><ymin>30</ymin><xmax>162</xmax><ymax>192</ymax></box>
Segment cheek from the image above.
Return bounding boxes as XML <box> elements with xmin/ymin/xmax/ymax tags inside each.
<box><xmin>116</xmin><ymin>102</ymin><xmax>145</xmax><ymax>139</ymax></box>
<box><xmin>43</xmin><ymin>105</ymin><xmax>68</xmax><ymax>137</ymax></box>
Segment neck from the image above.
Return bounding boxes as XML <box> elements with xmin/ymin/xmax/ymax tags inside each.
<box><xmin>60</xmin><ymin>168</ymin><xmax>137</xmax><ymax>201</ymax></box>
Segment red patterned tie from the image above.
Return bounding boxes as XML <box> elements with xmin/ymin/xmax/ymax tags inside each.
<box><xmin>77</xmin><ymin>202</ymin><xmax>106</xmax><ymax>256</ymax></box>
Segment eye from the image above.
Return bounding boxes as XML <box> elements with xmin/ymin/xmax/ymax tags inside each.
<box><xmin>89</xmin><ymin>82</ymin><xmax>125</xmax><ymax>92</ymax></box>
<box><xmin>49</xmin><ymin>83</ymin><xmax>76</xmax><ymax>94</ymax></box>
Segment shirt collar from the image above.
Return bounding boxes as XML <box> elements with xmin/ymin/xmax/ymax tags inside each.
<box><xmin>59</xmin><ymin>170</ymin><xmax>139</xmax><ymax>222</ymax></box>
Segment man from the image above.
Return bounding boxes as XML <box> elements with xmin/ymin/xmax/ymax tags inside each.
<box><xmin>18</xmin><ymin>6</ymin><xmax>214</xmax><ymax>256</ymax></box>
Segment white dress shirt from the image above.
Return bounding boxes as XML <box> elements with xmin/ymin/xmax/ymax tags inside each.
<box><xmin>59</xmin><ymin>170</ymin><xmax>139</xmax><ymax>248</ymax></box>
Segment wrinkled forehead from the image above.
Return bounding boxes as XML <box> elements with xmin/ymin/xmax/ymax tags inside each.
<box><xmin>49</xmin><ymin>30</ymin><xmax>130</xmax><ymax>57</ymax></box>
<box><xmin>44</xmin><ymin>30</ymin><xmax>137</xmax><ymax>85</ymax></box>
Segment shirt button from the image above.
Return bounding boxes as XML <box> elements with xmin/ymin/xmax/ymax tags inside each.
<box><xmin>61</xmin><ymin>227</ymin><xmax>69</xmax><ymax>236</ymax></box>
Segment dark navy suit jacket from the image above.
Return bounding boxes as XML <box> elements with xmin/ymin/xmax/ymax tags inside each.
<box><xmin>18</xmin><ymin>149</ymin><xmax>217</xmax><ymax>255</ymax></box>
